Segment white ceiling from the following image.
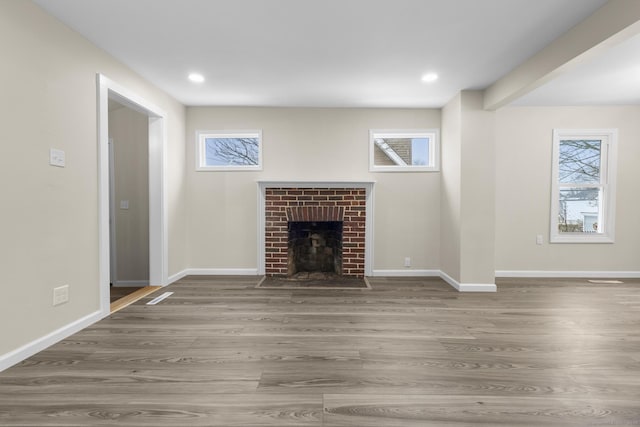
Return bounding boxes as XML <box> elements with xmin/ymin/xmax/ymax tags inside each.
<box><xmin>34</xmin><ymin>0</ymin><xmax>626</xmax><ymax>108</ymax></box>
<box><xmin>513</xmin><ymin>32</ymin><xmax>640</xmax><ymax>106</ymax></box>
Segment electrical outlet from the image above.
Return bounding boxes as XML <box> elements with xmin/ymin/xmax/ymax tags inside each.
<box><xmin>404</xmin><ymin>257</ymin><xmax>411</xmax><ymax>267</ymax></box>
<box><xmin>536</xmin><ymin>235</ymin><xmax>543</xmax><ymax>245</ymax></box>
<box><xmin>53</xmin><ymin>285</ymin><xmax>69</xmax><ymax>306</ymax></box>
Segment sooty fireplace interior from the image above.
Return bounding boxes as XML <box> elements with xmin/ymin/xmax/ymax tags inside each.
<box><xmin>287</xmin><ymin>221</ymin><xmax>343</xmax><ymax>276</ymax></box>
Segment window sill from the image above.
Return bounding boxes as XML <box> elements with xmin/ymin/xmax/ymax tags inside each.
<box><xmin>369</xmin><ymin>166</ymin><xmax>440</xmax><ymax>173</ymax></box>
<box><xmin>550</xmin><ymin>234</ymin><xmax>615</xmax><ymax>244</ymax></box>
<box><xmin>196</xmin><ymin>166</ymin><xmax>263</xmax><ymax>172</ymax></box>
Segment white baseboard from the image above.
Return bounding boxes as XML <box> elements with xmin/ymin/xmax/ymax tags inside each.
<box><xmin>370</xmin><ymin>270</ymin><xmax>496</xmax><ymax>292</ymax></box>
<box><xmin>456</xmin><ymin>283</ymin><xmax>498</xmax><ymax>292</ymax></box>
<box><xmin>371</xmin><ymin>269</ymin><xmax>440</xmax><ymax>277</ymax></box>
<box><xmin>439</xmin><ymin>271</ymin><xmax>497</xmax><ymax>292</ymax></box>
<box><xmin>183</xmin><ymin>268</ymin><xmax>260</xmax><ymax>276</ymax></box>
<box><xmin>495</xmin><ymin>270</ymin><xmax>640</xmax><ymax>278</ymax></box>
<box><xmin>112</xmin><ymin>280</ymin><xmax>149</xmax><ymax>287</ymax></box>
<box><xmin>0</xmin><ymin>310</ymin><xmax>103</xmax><ymax>372</ymax></box>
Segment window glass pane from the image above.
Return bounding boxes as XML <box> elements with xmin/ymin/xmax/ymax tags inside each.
<box><xmin>373</xmin><ymin>137</ymin><xmax>430</xmax><ymax>167</ymax></box>
<box><xmin>205</xmin><ymin>137</ymin><xmax>259</xmax><ymax>166</ymax></box>
<box><xmin>558</xmin><ymin>187</ymin><xmax>601</xmax><ymax>234</ymax></box>
<box><xmin>558</xmin><ymin>139</ymin><xmax>601</xmax><ymax>184</ymax></box>
<box><xmin>411</xmin><ymin>138</ymin><xmax>429</xmax><ymax>165</ymax></box>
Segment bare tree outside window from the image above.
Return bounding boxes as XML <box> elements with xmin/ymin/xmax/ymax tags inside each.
<box><xmin>558</xmin><ymin>140</ymin><xmax>600</xmax><ymax>232</ymax></box>
<box><xmin>196</xmin><ymin>130</ymin><xmax>262</xmax><ymax>171</ymax></box>
<box><xmin>558</xmin><ymin>188</ymin><xmax>600</xmax><ymax>233</ymax></box>
<box><xmin>551</xmin><ymin>129</ymin><xmax>617</xmax><ymax>243</ymax></box>
<box><xmin>557</xmin><ymin>139</ymin><xmax>601</xmax><ymax>233</ymax></box>
<box><xmin>559</xmin><ymin>139</ymin><xmax>601</xmax><ymax>183</ymax></box>
<box><xmin>205</xmin><ymin>137</ymin><xmax>259</xmax><ymax>166</ymax></box>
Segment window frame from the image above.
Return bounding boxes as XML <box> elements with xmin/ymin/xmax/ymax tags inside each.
<box><xmin>369</xmin><ymin>129</ymin><xmax>440</xmax><ymax>172</ymax></box>
<box><xmin>196</xmin><ymin>130</ymin><xmax>263</xmax><ymax>171</ymax></box>
<box><xmin>550</xmin><ymin>128</ymin><xmax>618</xmax><ymax>244</ymax></box>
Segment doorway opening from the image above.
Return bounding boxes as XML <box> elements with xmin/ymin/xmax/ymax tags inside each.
<box><xmin>108</xmin><ymin>100</ymin><xmax>150</xmax><ymax>307</ymax></box>
<box><xmin>97</xmin><ymin>74</ymin><xmax>167</xmax><ymax>316</ymax></box>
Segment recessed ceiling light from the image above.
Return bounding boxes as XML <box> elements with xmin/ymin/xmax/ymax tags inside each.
<box><xmin>188</xmin><ymin>73</ymin><xmax>205</xmax><ymax>83</ymax></box>
<box><xmin>421</xmin><ymin>73</ymin><xmax>438</xmax><ymax>83</ymax></box>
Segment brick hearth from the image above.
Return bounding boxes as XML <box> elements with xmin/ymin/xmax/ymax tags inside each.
<box><xmin>264</xmin><ymin>187</ymin><xmax>366</xmax><ymax>277</ymax></box>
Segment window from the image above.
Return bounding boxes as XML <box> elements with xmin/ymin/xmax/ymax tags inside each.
<box><xmin>550</xmin><ymin>129</ymin><xmax>617</xmax><ymax>243</ymax></box>
<box><xmin>369</xmin><ymin>130</ymin><xmax>439</xmax><ymax>172</ymax></box>
<box><xmin>196</xmin><ymin>130</ymin><xmax>262</xmax><ymax>171</ymax></box>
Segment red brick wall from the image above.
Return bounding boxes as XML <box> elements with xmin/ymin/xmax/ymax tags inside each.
<box><xmin>264</xmin><ymin>187</ymin><xmax>366</xmax><ymax>277</ymax></box>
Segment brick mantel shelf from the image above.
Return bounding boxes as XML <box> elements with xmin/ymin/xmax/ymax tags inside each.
<box><xmin>257</xmin><ymin>181</ymin><xmax>375</xmax><ymax>277</ymax></box>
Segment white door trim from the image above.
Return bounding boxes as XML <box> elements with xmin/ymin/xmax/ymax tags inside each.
<box><xmin>97</xmin><ymin>74</ymin><xmax>168</xmax><ymax>316</ymax></box>
<box><xmin>108</xmin><ymin>138</ymin><xmax>117</xmax><ymax>286</ymax></box>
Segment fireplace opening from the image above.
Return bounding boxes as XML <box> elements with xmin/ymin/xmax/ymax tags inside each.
<box><xmin>288</xmin><ymin>221</ymin><xmax>343</xmax><ymax>276</ymax></box>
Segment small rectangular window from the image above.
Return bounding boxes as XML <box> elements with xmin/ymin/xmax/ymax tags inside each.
<box><xmin>196</xmin><ymin>130</ymin><xmax>262</xmax><ymax>171</ymax></box>
<box><xmin>369</xmin><ymin>130</ymin><xmax>439</xmax><ymax>172</ymax></box>
<box><xmin>550</xmin><ymin>129</ymin><xmax>617</xmax><ymax>243</ymax></box>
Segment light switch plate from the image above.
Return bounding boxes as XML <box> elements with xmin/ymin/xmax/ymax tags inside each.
<box><xmin>120</xmin><ymin>200</ymin><xmax>129</xmax><ymax>210</ymax></box>
<box><xmin>49</xmin><ymin>148</ymin><xmax>65</xmax><ymax>167</ymax></box>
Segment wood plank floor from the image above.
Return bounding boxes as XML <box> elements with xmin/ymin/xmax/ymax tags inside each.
<box><xmin>1</xmin><ymin>275</ymin><xmax>639</xmax><ymax>426</ymax></box>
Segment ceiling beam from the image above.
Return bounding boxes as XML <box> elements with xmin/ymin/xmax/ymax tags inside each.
<box><xmin>483</xmin><ymin>0</ymin><xmax>640</xmax><ymax>110</ymax></box>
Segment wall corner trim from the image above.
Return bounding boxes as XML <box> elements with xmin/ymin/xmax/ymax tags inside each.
<box><xmin>167</xmin><ymin>269</ymin><xmax>189</xmax><ymax>284</ymax></box>
<box><xmin>0</xmin><ymin>310</ymin><xmax>103</xmax><ymax>372</ymax></box>
<box><xmin>439</xmin><ymin>271</ymin><xmax>497</xmax><ymax>292</ymax></box>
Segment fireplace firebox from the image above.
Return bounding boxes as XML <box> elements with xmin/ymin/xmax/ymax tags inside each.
<box><xmin>288</xmin><ymin>221</ymin><xmax>343</xmax><ymax>276</ymax></box>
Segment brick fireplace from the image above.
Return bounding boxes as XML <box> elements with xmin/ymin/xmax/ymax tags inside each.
<box><xmin>258</xmin><ymin>182</ymin><xmax>374</xmax><ymax>278</ymax></box>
